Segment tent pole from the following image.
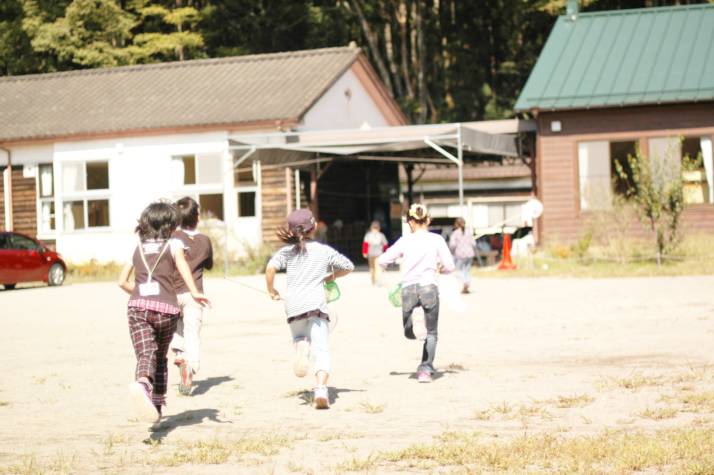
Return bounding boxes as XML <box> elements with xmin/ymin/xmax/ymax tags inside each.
<box><xmin>457</xmin><ymin>123</ymin><xmax>464</xmax><ymax>217</ymax></box>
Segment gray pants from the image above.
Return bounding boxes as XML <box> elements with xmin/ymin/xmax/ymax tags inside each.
<box><xmin>401</xmin><ymin>283</ymin><xmax>439</xmax><ymax>374</ymax></box>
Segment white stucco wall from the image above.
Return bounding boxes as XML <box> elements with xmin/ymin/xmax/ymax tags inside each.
<box><xmin>299</xmin><ymin>68</ymin><xmax>390</xmax><ymax>131</ymax></box>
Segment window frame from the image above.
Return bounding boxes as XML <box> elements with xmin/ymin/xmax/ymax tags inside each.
<box><xmin>36</xmin><ymin>163</ymin><xmax>56</xmax><ymax>235</ymax></box>
<box><xmin>58</xmin><ymin>158</ymin><xmax>112</xmax><ymax>233</ymax></box>
<box><xmin>234</xmin><ymin>164</ymin><xmax>258</xmax><ymax>219</ymax></box>
<box><xmin>171</xmin><ymin>153</ymin><xmax>226</xmax><ymax>222</ymax></box>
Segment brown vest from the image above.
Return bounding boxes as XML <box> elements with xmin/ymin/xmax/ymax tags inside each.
<box><xmin>129</xmin><ymin>240</ymin><xmax>178</xmax><ymax>308</ymax></box>
<box><xmin>172</xmin><ymin>230</ymin><xmax>213</xmax><ymax>293</ymax></box>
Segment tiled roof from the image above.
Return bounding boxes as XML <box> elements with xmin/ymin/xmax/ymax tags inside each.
<box><xmin>0</xmin><ymin>47</ymin><xmax>361</xmax><ymax>142</ymax></box>
<box><xmin>515</xmin><ymin>4</ymin><xmax>714</xmax><ymax>111</ymax></box>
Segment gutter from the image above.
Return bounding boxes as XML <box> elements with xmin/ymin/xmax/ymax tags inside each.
<box><xmin>0</xmin><ymin>145</ymin><xmax>12</xmax><ymax>231</ymax></box>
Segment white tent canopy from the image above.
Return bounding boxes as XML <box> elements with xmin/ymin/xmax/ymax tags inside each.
<box><xmin>228</xmin><ymin>119</ymin><xmax>535</xmax><ymax>209</ymax></box>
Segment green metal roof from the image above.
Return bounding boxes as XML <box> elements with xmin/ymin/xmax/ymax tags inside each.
<box><xmin>514</xmin><ymin>4</ymin><xmax>714</xmax><ymax>111</ymax></box>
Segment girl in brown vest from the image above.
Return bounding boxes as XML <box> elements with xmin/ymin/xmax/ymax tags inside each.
<box><xmin>118</xmin><ymin>202</ymin><xmax>210</xmax><ymax>425</ymax></box>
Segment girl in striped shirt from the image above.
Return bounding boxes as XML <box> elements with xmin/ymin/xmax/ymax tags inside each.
<box><xmin>265</xmin><ymin>209</ymin><xmax>354</xmax><ymax>409</ymax></box>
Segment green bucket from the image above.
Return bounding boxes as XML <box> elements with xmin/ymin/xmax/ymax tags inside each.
<box><xmin>388</xmin><ymin>283</ymin><xmax>402</xmax><ymax>308</ymax></box>
<box><xmin>324</xmin><ymin>280</ymin><xmax>341</xmax><ymax>303</ymax></box>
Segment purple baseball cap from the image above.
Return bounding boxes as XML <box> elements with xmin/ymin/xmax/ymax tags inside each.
<box><xmin>287</xmin><ymin>208</ymin><xmax>316</xmax><ymax>232</ymax></box>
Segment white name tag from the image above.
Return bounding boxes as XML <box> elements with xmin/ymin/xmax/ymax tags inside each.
<box><xmin>139</xmin><ymin>281</ymin><xmax>160</xmax><ymax>296</ymax></box>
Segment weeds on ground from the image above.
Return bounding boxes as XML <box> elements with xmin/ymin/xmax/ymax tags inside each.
<box><xmin>549</xmin><ymin>394</ymin><xmax>595</xmax><ymax>408</ymax></box>
<box><xmin>358</xmin><ymin>401</ymin><xmax>385</xmax><ymax>414</ymax></box>
<box><xmin>677</xmin><ymin>391</ymin><xmax>714</xmax><ymax>413</ymax></box>
<box><xmin>638</xmin><ymin>407</ymin><xmax>678</xmax><ymax>420</ymax></box>
<box><xmin>153</xmin><ymin>435</ymin><xmax>291</xmax><ymax>467</ymax></box>
<box><xmin>316</xmin><ymin>432</ymin><xmax>363</xmax><ymax>442</ymax></box>
<box><xmin>341</xmin><ymin>427</ymin><xmax>714</xmax><ymax>473</ymax></box>
<box><xmin>0</xmin><ymin>401</ymin><xmax>9</xmax><ymax>407</ymax></box>
<box><xmin>598</xmin><ymin>373</ymin><xmax>664</xmax><ymax>391</ymax></box>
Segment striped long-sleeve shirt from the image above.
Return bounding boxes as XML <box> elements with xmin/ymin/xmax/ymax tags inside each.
<box><xmin>267</xmin><ymin>241</ymin><xmax>354</xmax><ymax>318</ymax></box>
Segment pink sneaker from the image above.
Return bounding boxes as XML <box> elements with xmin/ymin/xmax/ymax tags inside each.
<box><xmin>417</xmin><ymin>371</ymin><xmax>432</xmax><ymax>383</ymax></box>
<box><xmin>129</xmin><ymin>380</ymin><xmax>160</xmax><ymax>422</ymax></box>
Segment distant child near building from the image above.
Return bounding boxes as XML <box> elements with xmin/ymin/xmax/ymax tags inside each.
<box><xmin>170</xmin><ymin>197</ymin><xmax>214</xmax><ymax>395</ymax></box>
<box><xmin>449</xmin><ymin>217</ymin><xmax>476</xmax><ymax>294</ymax></box>
<box><xmin>362</xmin><ymin>220</ymin><xmax>388</xmax><ymax>286</ymax></box>
<box><xmin>265</xmin><ymin>209</ymin><xmax>354</xmax><ymax>409</ymax></box>
<box><xmin>377</xmin><ymin>203</ymin><xmax>455</xmax><ymax>383</ymax></box>
<box><xmin>118</xmin><ymin>202</ymin><xmax>210</xmax><ymax>425</ymax></box>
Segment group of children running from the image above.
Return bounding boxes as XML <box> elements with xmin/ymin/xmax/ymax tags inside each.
<box><xmin>119</xmin><ymin>199</ymin><xmax>454</xmax><ymax>426</ymax></box>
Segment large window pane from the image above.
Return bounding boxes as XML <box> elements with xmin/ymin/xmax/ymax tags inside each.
<box><xmin>87</xmin><ymin>199</ymin><xmax>110</xmax><ymax>227</ymax></box>
<box><xmin>39</xmin><ymin>164</ymin><xmax>54</xmax><ymax>197</ymax></box>
<box><xmin>610</xmin><ymin>141</ymin><xmax>637</xmax><ymax>196</ymax></box>
<box><xmin>63</xmin><ymin>201</ymin><xmax>85</xmax><ymax>231</ymax></box>
<box><xmin>237</xmin><ymin>191</ymin><xmax>256</xmax><ymax>217</ymax></box>
<box><xmin>62</xmin><ymin>163</ymin><xmax>85</xmax><ymax>193</ymax></box>
<box><xmin>197</xmin><ymin>154</ymin><xmax>222</xmax><ymax>184</ymax></box>
<box><xmin>86</xmin><ymin>162</ymin><xmax>109</xmax><ymax>190</ymax></box>
<box><xmin>487</xmin><ymin>205</ymin><xmax>504</xmax><ymax>227</ymax></box>
<box><xmin>199</xmin><ymin>194</ymin><xmax>224</xmax><ymax>221</ymax></box>
<box><xmin>41</xmin><ymin>201</ymin><xmax>55</xmax><ymax>232</ymax></box>
<box><xmin>578</xmin><ymin>141</ymin><xmax>611</xmax><ymax>210</ymax></box>
<box><xmin>181</xmin><ymin>156</ymin><xmax>196</xmax><ymax>185</ymax></box>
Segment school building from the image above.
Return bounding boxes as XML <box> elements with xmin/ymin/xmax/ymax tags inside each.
<box><xmin>0</xmin><ymin>47</ymin><xmax>408</xmax><ymax>262</ymax></box>
<box><xmin>515</xmin><ymin>2</ymin><xmax>714</xmax><ymax>242</ymax></box>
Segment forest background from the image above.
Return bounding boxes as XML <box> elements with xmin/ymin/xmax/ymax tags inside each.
<box><xmin>1</xmin><ymin>0</ymin><xmax>711</xmax><ymax>124</ymax></box>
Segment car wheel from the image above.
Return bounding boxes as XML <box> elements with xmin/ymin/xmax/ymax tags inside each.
<box><xmin>48</xmin><ymin>263</ymin><xmax>65</xmax><ymax>287</ymax></box>
<box><xmin>3</xmin><ymin>284</ymin><xmax>16</xmax><ymax>290</ymax></box>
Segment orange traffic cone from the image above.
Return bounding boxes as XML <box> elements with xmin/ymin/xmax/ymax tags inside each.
<box><xmin>498</xmin><ymin>233</ymin><xmax>517</xmax><ymax>270</ymax></box>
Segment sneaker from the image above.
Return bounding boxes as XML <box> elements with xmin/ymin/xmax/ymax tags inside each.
<box><xmin>314</xmin><ymin>386</ymin><xmax>330</xmax><ymax>409</ymax></box>
<box><xmin>412</xmin><ymin>308</ymin><xmax>427</xmax><ymax>341</ymax></box>
<box><xmin>417</xmin><ymin>371</ymin><xmax>432</xmax><ymax>383</ymax></box>
<box><xmin>178</xmin><ymin>362</ymin><xmax>192</xmax><ymax>396</ymax></box>
<box><xmin>129</xmin><ymin>380</ymin><xmax>160</xmax><ymax>422</ymax></box>
<box><xmin>293</xmin><ymin>340</ymin><xmax>310</xmax><ymax>378</ymax></box>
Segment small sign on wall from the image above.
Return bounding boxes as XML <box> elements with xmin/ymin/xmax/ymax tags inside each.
<box><xmin>23</xmin><ymin>164</ymin><xmax>37</xmax><ymax>178</ymax></box>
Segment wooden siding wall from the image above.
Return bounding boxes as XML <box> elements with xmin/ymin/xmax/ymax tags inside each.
<box><xmin>0</xmin><ymin>166</ymin><xmax>37</xmax><ymax>237</ymax></box>
<box><xmin>536</xmin><ymin>103</ymin><xmax>714</xmax><ymax>243</ymax></box>
<box><xmin>260</xmin><ymin>166</ymin><xmax>291</xmax><ymax>249</ymax></box>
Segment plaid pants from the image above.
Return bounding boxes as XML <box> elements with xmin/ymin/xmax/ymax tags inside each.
<box><xmin>128</xmin><ymin>307</ymin><xmax>179</xmax><ymax>406</ymax></box>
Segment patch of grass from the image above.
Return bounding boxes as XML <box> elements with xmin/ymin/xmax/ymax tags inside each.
<box><xmin>638</xmin><ymin>407</ymin><xmax>678</xmax><ymax>420</ymax></box>
<box><xmin>493</xmin><ymin>401</ymin><xmax>511</xmax><ymax>415</ymax></box>
<box><xmin>0</xmin><ymin>401</ymin><xmax>9</xmax><ymax>407</ymax></box>
<box><xmin>473</xmin><ymin>408</ymin><xmax>493</xmax><ymax>421</ymax></box>
<box><xmin>678</xmin><ymin>391</ymin><xmax>714</xmax><ymax>413</ymax></box>
<box><xmin>446</xmin><ymin>363</ymin><xmax>466</xmax><ymax>371</ymax></box>
<box><xmin>335</xmin><ymin>454</ymin><xmax>379</xmax><ymax>472</ymax></box>
<box><xmin>613</xmin><ymin>373</ymin><xmax>664</xmax><ymax>391</ymax></box>
<box><xmin>358</xmin><ymin>401</ymin><xmax>385</xmax><ymax>414</ymax></box>
<box><xmin>102</xmin><ymin>433</ymin><xmax>130</xmax><ymax>456</ymax></box>
<box><xmin>66</xmin><ymin>259</ymin><xmax>123</xmax><ymax>283</ymax></box>
<box><xmin>316</xmin><ymin>431</ymin><xmax>363</xmax><ymax>442</ymax></box>
<box><xmin>1</xmin><ymin>453</ymin><xmax>77</xmax><ymax>475</ymax></box>
<box><xmin>342</xmin><ymin>427</ymin><xmax>714</xmax><ymax>473</ymax></box>
<box><xmin>553</xmin><ymin>393</ymin><xmax>595</xmax><ymax>408</ymax></box>
<box><xmin>154</xmin><ymin>435</ymin><xmax>291</xmax><ymax>467</ymax></box>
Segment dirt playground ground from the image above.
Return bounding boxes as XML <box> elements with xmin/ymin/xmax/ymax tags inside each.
<box><xmin>1</xmin><ymin>272</ymin><xmax>714</xmax><ymax>474</ymax></box>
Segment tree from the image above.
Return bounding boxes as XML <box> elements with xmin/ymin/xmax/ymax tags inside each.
<box><xmin>22</xmin><ymin>0</ymin><xmax>135</xmax><ymax>68</ymax></box>
<box><xmin>615</xmin><ymin>146</ymin><xmax>686</xmax><ymax>265</ymax></box>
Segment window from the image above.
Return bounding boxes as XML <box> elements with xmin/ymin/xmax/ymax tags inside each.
<box><xmin>38</xmin><ymin>164</ymin><xmax>55</xmax><ymax>233</ymax></box>
<box><xmin>578</xmin><ymin>141</ymin><xmax>612</xmax><ymax>210</ymax></box>
<box><xmin>610</xmin><ymin>141</ymin><xmax>638</xmax><ymax>197</ymax></box>
<box><xmin>238</xmin><ymin>191</ymin><xmax>256</xmax><ymax>217</ymax></box>
<box><xmin>234</xmin><ymin>168</ymin><xmax>257</xmax><ymax>187</ymax></box>
<box><xmin>61</xmin><ymin>160</ymin><xmax>111</xmax><ymax>231</ymax></box>
<box><xmin>10</xmin><ymin>234</ymin><xmax>41</xmax><ymax>251</ymax></box>
<box><xmin>174</xmin><ymin>154</ymin><xmax>223</xmax><ymax>186</ymax></box>
<box><xmin>199</xmin><ymin>194</ymin><xmax>224</xmax><ymax>220</ymax></box>
<box><xmin>648</xmin><ymin>136</ymin><xmax>713</xmax><ymax>205</ymax></box>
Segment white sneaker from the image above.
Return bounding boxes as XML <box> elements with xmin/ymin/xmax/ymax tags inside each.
<box><xmin>293</xmin><ymin>340</ymin><xmax>310</xmax><ymax>378</ymax></box>
<box><xmin>314</xmin><ymin>386</ymin><xmax>329</xmax><ymax>409</ymax></box>
<box><xmin>129</xmin><ymin>381</ymin><xmax>160</xmax><ymax>423</ymax></box>
<box><xmin>412</xmin><ymin>307</ymin><xmax>427</xmax><ymax>341</ymax></box>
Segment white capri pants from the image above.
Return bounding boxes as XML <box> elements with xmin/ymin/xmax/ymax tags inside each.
<box><xmin>289</xmin><ymin>316</ymin><xmax>331</xmax><ymax>375</ymax></box>
<box><xmin>170</xmin><ymin>292</ymin><xmax>206</xmax><ymax>373</ymax></box>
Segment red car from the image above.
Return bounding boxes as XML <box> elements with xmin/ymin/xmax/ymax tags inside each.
<box><xmin>0</xmin><ymin>232</ymin><xmax>66</xmax><ymax>289</ymax></box>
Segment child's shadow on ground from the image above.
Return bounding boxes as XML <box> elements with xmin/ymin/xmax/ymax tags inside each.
<box><xmin>295</xmin><ymin>387</ymin><xmax>365</xmax><ymax>407</ymax></box>
<box><xmin>189</xmin><ymin>376</ymin><xmax>234</xmax><ymax>396</ymax></box>
<box><xmin>388</xmin><ymin>369</ymin><xmax>460</xmax><ymax>381</ymax></box>
<box><xmin>146</xmin><ymin>408</ymin><xmax>229</xmax><ymax>443</ymax></box>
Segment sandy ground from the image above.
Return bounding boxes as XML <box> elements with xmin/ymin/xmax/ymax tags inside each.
<box><xmin>1</xmin><ymin>271</ymin><xmax>713</xmax><ymax>474</ymax></box>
